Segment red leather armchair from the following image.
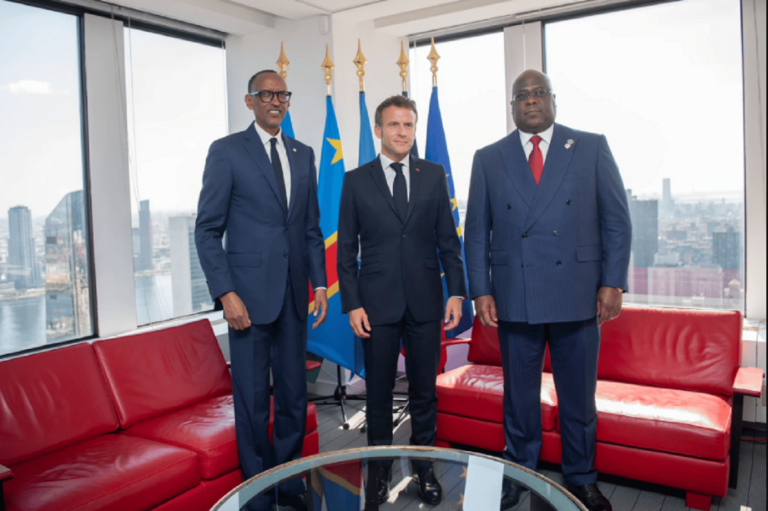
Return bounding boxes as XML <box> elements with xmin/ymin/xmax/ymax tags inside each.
<box><xmin>434</xmin><ymin>307</ymin><xmax>764</xmax><ymax>510</ymax></box>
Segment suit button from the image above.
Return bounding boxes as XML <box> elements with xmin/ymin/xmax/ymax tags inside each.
<box><xmin>522</xmin><ymin>233</ymin><xmax>528</xmax><ymax>239</ymax></box>
<box><xmin>566</xmin><ymin>200</ymin><xmax>572</xmax><ymax>205</ymax></box>
<box><xmin>556</xmin><ymin>261</ymin><xmax>562</xmax><ymax>266</ymax></box>
<box><xmin>402</xmin><ymin>234</ymin><xmax>407</xmax><ymax>239</ymax></box>
<box><xmin>285</xmin><ymin>225</ymin><xmax>290</xmax><ymax>231</ymax></box>
<box><xmin>284</xmin><ymin>252</ymin><xmax>289</xmax><ymax>258</ymax></box>
<box><xmin>507</xmin><ymin>204</ymin><xmax>511</xmax><ymax>209</ymax></box>
<box><xmin>553</xmin><ymin>231</ymin><xmax>559</xmax><ymax>236</ymax></box>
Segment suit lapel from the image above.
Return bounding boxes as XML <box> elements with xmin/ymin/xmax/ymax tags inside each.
<box><xmin>524</xmin><ymin>124</ymin><xmax>576</xmax><ymax>231</ymax></box>
<box><xmin>283</xmin><ymin>133</ymin><xmax>300</xmax><ymax>221</ymax></box>
<box><xmin>369</xmin><ymin>157</ymin><xmax>401</xmax><ymax>222</ymax></box>
<box><xmin>404</xmin><ymin>155</ymin><xmax>422</xmax><ymax>225</ymax></box>
<box><xmin>242</xmin><ymin>123</ymin><xmax>287</xmax><ymax>215</ymax></box>
<box><xmin>498</xmin><ymin>131</ymin><xmax>536</xmax><ymax>209</ymax></box>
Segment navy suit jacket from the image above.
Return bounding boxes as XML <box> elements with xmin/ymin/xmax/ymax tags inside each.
<box><xmin>337</xmin><ymin>156</ymin><xmax>467</xmax><ymax>325</ymax></box>
<box><xmin>464</xmin><ymin>124</ymin><xmax>632</xmax><ymax>324</ymax></box>
<box><xmin>195</xmin><ymin>123</ymin><xmax>327</xmax><ymax>325</ymax></box>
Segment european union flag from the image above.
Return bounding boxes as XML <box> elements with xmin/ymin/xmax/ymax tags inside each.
<box><xmin>425</xmin><ymin>86</ymin><xmax>474</xmax><ymax>337</ymax></box>
<box><xmin>307</xmin><ymin>96</ymin><xmax>365</xmax><ymax>378</ymax></box>
<box><xmin>402</xmin><ymin>90</ymin><xmax>419</xmax><ymax>158</ymax></box>
<box><xmin>281</xmin><ymin>111</ymin><xmax>295</xmax><ymax>139</ymax></box>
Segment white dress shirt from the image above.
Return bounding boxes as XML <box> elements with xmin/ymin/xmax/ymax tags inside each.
<box><xmin>253</xmin><ymin>121</ymin><xmax>291</xmax><ymax>207</ymax></box>
<box><xmin>519</xmin><ymin>123</ymin><xmax>555</xmax><ymax>165</ymax></box>
<box><xmin>379</xmin><ymin>153</ymin><xmax>410</xmax><ymax>200</ymax></box>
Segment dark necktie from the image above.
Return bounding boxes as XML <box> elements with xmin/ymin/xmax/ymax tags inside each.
<box><xmin>529</xmin><ymin>135</ymin><xmax>544</xmax><ymax>185</ymax></box>
<box><xmin>390</xmin><ymin>162</ymin><xmax>408</xmax><ymax>221</ymax></box>
<box><xmin>270</xmin><ymin>137</ymin><xmax>288</xmax><ymax>208</ymax></box>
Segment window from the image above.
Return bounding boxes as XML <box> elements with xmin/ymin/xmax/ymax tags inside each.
<box><xmin>410</xmin><ymin>32</ymin><xmax>507</xmax><ymax>233</ymax></box>
<box><xmin>545</xmin><ymin>0</ymin><xmax>745</xmax><ymax>310</ymax></box>
<box><xmin>0</xmin><ymin>2</ymin><xmax>93</xmax><ymax>356</ymax></box>
<box><xmin>124</xmin><ymin>27</ymin><xmax>227</xmax><ymax>325</ymax></box>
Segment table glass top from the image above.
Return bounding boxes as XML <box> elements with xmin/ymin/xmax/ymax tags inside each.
<box><xmin>212</xmin><ymin>446</ymin><xmax>586</xmax><ymax>511</ymax></box>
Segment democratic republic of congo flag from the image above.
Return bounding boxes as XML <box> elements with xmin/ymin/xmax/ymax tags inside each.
<box><xmin>310</xmin><ymin>461</ymin><xmax>363</xmax><ymax>510</ymax></box>
<box><xmin>307</xmin><ymin>96</ymin><xmax>365</xmax><ymax>378</ymax></box>
<box><xmin>425</xmin><ymin>86</ymin><xmax>474</xmax><ymax>337</ymax></box>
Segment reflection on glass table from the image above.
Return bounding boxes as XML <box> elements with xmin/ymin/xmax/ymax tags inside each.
<box><xmin>212</xmin><ymin>446</ymin><xmax>587</xmax><ymax>511</ymax></box>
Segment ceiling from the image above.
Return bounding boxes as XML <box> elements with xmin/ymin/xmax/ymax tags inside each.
<box><xmin>104</xmin><ymin>0</ymin><xmax>589</xmax><ymax>36</ymax></box>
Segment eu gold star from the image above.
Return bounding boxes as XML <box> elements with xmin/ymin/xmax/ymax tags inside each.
<box><xmin>327</xmin><ymin>138</ymin><xmax>344</xmax><ymax>164</ymax></box>
<box><xmin>451</xmin><ymin>198</ymin><xmax>458</xmax><ymax>212</ymax></box>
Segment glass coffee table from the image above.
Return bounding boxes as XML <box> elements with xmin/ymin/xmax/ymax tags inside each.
<box><xmin>212</xmin><ymin>446</ymin><xmax>587</xmax><ymax>511</ymax></box>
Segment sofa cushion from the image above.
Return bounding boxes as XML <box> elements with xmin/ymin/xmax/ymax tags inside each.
<box><xmin>0</xmin><ymin>343</ymin><xmax>119</xmax><ymax>466</ymax></box>
<box><xmin>593</xmin><ymin>380</ymin><xmax>732</xmax><ymax>460</ymax></box>
<box><xmin>598</xmin><ymin>307</ymin><xmax>742</xmax><ymax>396</ymax></box>
<box><xmin>436</xmin><ymin>365</ymin><xmax>558</xmax><ymax>431</ymax></box>
<box><xmin>3</xmin><ymin>434</ymin><xmax>199</xmax><ymax>511</ymax></box>
<box><xmin>94</xmin><ymin>319</ymin><xmax>232</xmax><ymax>428</ymax></box>
<box><xmin>121</xmin><ymin>395</ymin><xmax>319</xmax><ymax>480</ymax></box>
<box><xmin>466</xmin><ymin>317</ymin><xmax>502</xmax><ymax>366</ymax></box>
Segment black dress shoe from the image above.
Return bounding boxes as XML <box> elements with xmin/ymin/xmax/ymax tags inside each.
<box><xmin>366</xmin><ymin>465</ymin><xmax>391</xmax><ymax>505</ymax></box>
<box><xmin>564</xmin><ymin>483</ymin><xmax>612</xmax><ymax>511</ymax></box>
<box><xmin>501</xmin><ymin>479</ymin><xmax>526</xmax><ymax>510</ymax></box>
<box><xmin>413</xmin><ymin>466</ymin><xmax>443</xmax><ymax>505</ymax></box>
<box><xmin>276</xmin><ymin>490</ymin><xmax>307</xmax><ymax>511</ymax></box>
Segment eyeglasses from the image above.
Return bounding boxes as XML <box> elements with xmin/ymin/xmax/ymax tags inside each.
<box><xmin>512</xmin><ymin>89</ymin><xmax>553</xmax><ymax>103</ymax></box>
<box><xmin>250</xmin><ymin>90</ymin><xmax>292</xmax><ymax>103</ymax></box>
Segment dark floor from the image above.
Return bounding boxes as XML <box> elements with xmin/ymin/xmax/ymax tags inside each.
<box><xmin>310</xmin><ymin>394</ymin><xmax>766</xmax><ymax>511</ymax></box>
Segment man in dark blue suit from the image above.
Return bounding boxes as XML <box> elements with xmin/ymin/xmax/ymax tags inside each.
<box><xmin>195</xmin><ymin>70</ymin><xmax>327</xmax><ymax>511</ymax></box>
<box><xmin>465</xmin><ymin>70</ymin><xmax>632</xmax><ymax>511</ymax></box>
<box><xmin>337</xmin><ymin>95</ymin><xmax>467</xmax><ymax>507</ymax></box>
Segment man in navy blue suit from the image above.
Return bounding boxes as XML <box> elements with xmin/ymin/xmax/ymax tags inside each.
<box><xmin>337</xmin><ymin>95</ymin><xmax>467</xmax><ymax>507</ymax></box>
<box><xmin>465</xmin><ymin>70</ymin><xmax>632</xmax><ymax>511</ymax></box>
<box><xmin>195</xmin><ymin>70</ymin><xmax>328</xmax><ymax>511</ymax></box>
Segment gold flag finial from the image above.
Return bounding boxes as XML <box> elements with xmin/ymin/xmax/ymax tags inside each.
<box><xmin>353</xmin><ymin>39</ymin><xmax>367</xmax><ymax>92</ymax></box>
<box><xmin>321</xmin><ymin>44</ymin><xmax>335</xmax><ymax>96</ymax></box>
<box><xmin>276</xmin><ymin>42</ymin><xmax>290</xmax><ymax>80</ymax></box>
<box><xmin>427</xmin><ymin>37</ymin><xmax>440</xmax><ymax>87</ymax></box>
<box><xmin>396</xmin><ymin>41</ymin><xmax>410</xmax><ymax>94</ymax></box>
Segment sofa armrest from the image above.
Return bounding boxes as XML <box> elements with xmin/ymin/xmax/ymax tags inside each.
<box><xmin>733</xmin><ymin>366</ymin><xmax>765</xmax><ymax>396</ymax></box>
<box><xmin>442</xmin><ymin>339</ymin><xmax>472</xmax><ymax>349</ymax></box>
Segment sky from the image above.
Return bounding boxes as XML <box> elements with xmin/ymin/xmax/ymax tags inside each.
<box><xmin>0</xmin><ymin>0</ymin><xmax>745</xmax><ymax>219</ymax></box>
<box><xmin>409</xmin><ymin>0</ymin><xmax>744</xmax><ymax>203</ymax></box>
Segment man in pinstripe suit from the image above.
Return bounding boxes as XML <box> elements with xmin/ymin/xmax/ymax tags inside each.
<box><xmin>464</xmin><ymin>70</ymin><xmax>632</xmax><ymax>511</ymax></box>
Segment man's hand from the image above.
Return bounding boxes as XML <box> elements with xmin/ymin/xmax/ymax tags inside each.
<box><xmin>348</xmin><ymin>307</ymin><xmax>371</xmax><ymax>339</ymax></box>
<box><xmin>474</xmin><ymin>295</ymin><xmax>498</xmax><ymax>327</ymax></box>
<box><xmin>444</xmin><ymin>297</ymin><xmax>464</xmax><ymax>331</ymax></box>
<box><xmin>596</xmin><ymin>286</ymin><xmax>623</xmax><ymax>327</ymax></box>
<box><xmin>220</xmin><ymin>291</ymin><xmax>251</xmax><ymax>330</ymax></box>
<box><xmin>312</xmin><ymin>288</ymin><xmax>328</xmax><ymax>329</ymax></box>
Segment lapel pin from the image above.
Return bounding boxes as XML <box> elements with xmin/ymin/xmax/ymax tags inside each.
<box><xmin>565</xmin><ymin>139</ymin><xmax>575</xmax><ymax>149</ymax></box>
<box><xmin>292</xmin><ymin>148</ymin><xmax>297</xmax><ymax>153</ymax></box>
<box><xmin>416</xmin><ymin>168</ymin><xmax>420</xmax><ymax>172</ymax></box>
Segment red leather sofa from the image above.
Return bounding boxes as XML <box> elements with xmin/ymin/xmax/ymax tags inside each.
<box><xmin>0</xmin><ymin>319</ymin><xmax>319</xmax><ymax>511</ymax></box>
<box><xmin>435</xmin><ymin>307</ymin><xmax>764</xmax><ymax>510</ymax></box>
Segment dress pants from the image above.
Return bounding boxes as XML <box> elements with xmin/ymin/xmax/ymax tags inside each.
<box><xmin>497</xmin><ymin>317</ymin><xmax>600</xmax><ymax>486</ymax></box>
<box><xmin>363</xmin><ymin>305</ymin><xmax>442</xmax><ymax>470</ymax></box>
<box><xmin>228</xmin><ymin>278</ymin><xmax>307</xmax><ymax>510</ymax></box>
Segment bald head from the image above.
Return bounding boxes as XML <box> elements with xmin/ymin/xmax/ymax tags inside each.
<box><xmin>511</xmin><ymin>70</ymin><xmax>556</xmax><ymax>134</ymax></box>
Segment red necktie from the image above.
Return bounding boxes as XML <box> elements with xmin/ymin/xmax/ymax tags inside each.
<box><xmin>529</xmin><ymin>135</ymin><xmax>544</xmax><ymax>185</ymax></box>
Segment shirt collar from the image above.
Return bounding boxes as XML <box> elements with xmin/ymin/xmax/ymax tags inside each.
<box><xmin>379</xmin><ymin>153</ymin><xmax>409</xmax><ymax>172</ymax></box>
<box><xmin>519</xmin><ymin>123</ymin><xmax>555</xmax><ymax>147</ymax></box>
<box><xmin>252</xmin><ymin>121</ymin><xmax>282</xmax><ymax>146</ymax></box>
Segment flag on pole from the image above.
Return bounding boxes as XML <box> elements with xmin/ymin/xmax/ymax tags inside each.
<box><xmin>281</xmin><ymin>111</ymin><xmax>295</xmax><ymax>139</ymax></box>
<box><xmin>310</xmin><ymin>461</ymin><xmax>364</xmax><ymax>510</ymax></box>
<box><xmin>402</xmin><ymin>90</ymin><xmax>420</xmax><ymax>159</ymax></box>
<box><xmin>358</xmin><ymin>92</ymin><xmax>376</xmax><ymax>166</ymax></box>
<box><xmin>307</xmin><ymin>96</ymin><xmax>365</xmax><ymax>378</ymax></box>
<box><xmin>425</xmin><ymin>86</ymin><xmax>474</xmax><ymax>337</ymax></box>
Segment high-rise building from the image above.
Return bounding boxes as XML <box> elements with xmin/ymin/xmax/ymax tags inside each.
<box><xmin>713</xmin><ymin>228</ymin><xmax>742</xmax><ymax>270</ymax></box>
<box><xmin>627</xmin><ymin>190</ymin><xmax>658</xmax><ymax>268</ymax></box>
<box><xmin>169</xmin><ymin>215</ymin><xmax>211</xmax><ymax>317</ymax></box>
<box><xmin>661</xmin><ymin>178</ymin><xmax>674</xmax><ymax>216</ymax></box>
<box><xmin>7</xmin><ymin>205</ymin><xmax>42</xmax><ymax>289</ymax></box>
<box><xmin>137</xmin><ymin>200</ymin><xmax>153</xmax><ymax>271</ymax></box>
<box><xmin>45</xmin><ymin>191</ymin><xmax>92</xmax><ymax>341</ymax></box>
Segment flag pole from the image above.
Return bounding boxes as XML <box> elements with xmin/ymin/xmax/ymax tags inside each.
<box><xmin>353</xmin><ymin>39</ymin><xmax>366</xmax><ymax>92</ymax></box>
<box><xmin>428</xmin><ymin>36</ymin><xmax>440</xmax><ymax>88</ymax></box>
<box><xmin>277</xmin><ymin>42</ymin><xmax>295</xmax><ymax>138</ymax></box>
<box><xmin>397</xmin><ymin>41</ymin><xmax>410</xmax><ymax>95</ymax></box>
<box><xmin>322</xmin><ymin>44</ymin><xmax>335</xmax><ymax>97</ymax></box>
